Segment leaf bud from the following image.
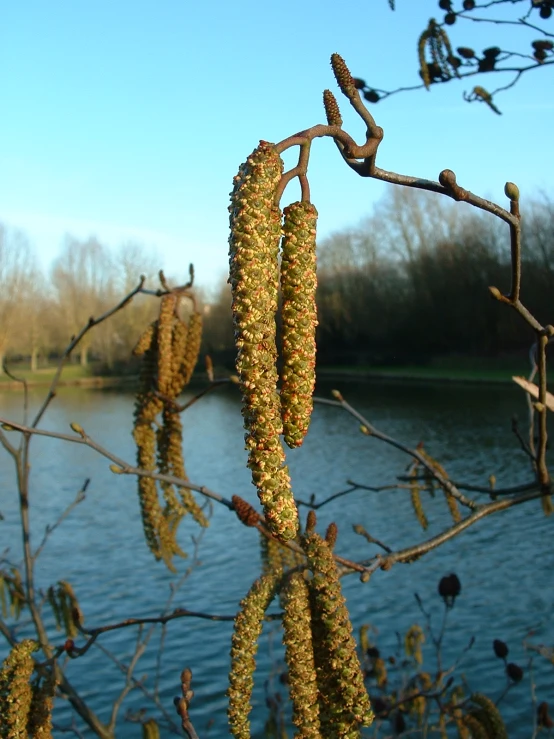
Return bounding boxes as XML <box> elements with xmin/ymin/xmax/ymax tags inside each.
<box><xmin>488</xmin><ymin>285</ymin><xmax>503</xmax><ymax>301</ymax></box>
<box><xmin>504</xmin><ymin>181</ymin><xmax>520</xmax><ymax>201</ymax></box>
<box><xmin>110</xmin><ymin>464</ymin><xmax>125</xmax><ymax>474</ymax></box>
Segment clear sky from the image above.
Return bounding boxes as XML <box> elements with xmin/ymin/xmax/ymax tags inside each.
<box><xmin>1</xmin><ymin>0</ymin><xmax>552</xmax><ymax>292</ymax></box>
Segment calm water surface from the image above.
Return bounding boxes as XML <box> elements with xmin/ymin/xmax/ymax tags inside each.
<box><xmin>0</xmin><ymin>378</ymin><xmax>553</xmax><ymax>737</ymax></box>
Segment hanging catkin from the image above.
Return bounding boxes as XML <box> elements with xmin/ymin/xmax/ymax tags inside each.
<box><xmin>280</xmin><ymin>201</ymin><xmax>318</xmax><ymax>448</ymax></box>
<box><xmin>228</xmin><ymin>141</ymin><xmax>298</xmax><ymax>542</ymax></box>
<box><xmin>282</xmin><ymin>572</ymin><xmax>321</xmax><ymax>738</ymax></box>
<box><xmin>227</xmin><ymin>571</ymin><xmax>282</xmax><ymax>739</ymax></box>
<box><xmin>0</xmin><ymin>639</ymin><xmax>37</xmax><ymax>738</ymax></box>
<box><xmin>132</xmin><ymin>294</ymin><xmax>208</xmax><ymax>570</ymax></box>
<box><xmin>301</xmin><ymin>525</ymin><xmax>374</xmax><ymax>736</ymax></box>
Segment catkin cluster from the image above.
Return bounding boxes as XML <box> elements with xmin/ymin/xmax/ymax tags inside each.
<box><xmin>0</xmin><ymin>567</ymin><xmax>26</xmax><ymax>619</ymax></box>
<box><xmin>406</xmin><ymin>448</ymin><xmax>461</xmax><ymax>529</ymax></box>
<box><xmin>47</xmin><ymin>580</ymin><xmax>82</xmax><ymax>638</ymax></box>
<box><xmin>417</xmin><ymin>19</ymin><xmax>458</xmax><ymax>88</ymax></box>
<box><xmin>228</xmin><ymin>515</ymin><xmax>373</xmax><ymax>739</ymax></box>
<box><xmin>132</xmin><ymin>293</ymin><xmax>208</xmax><ymax>571</ymax></box>
<box><xmin>0</xmin><ymin>640</ymin><xmax>56</xmax><ymax>739</ymax></box>
<box><xmin>229</xmin><ymin>144</ymin><xmax>319</xmax><ymax>542</ymax></box>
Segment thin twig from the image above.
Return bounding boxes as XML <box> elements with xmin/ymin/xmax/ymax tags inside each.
<box><xmin>33</xmin><ymin>482</ymin><xmax>89</xmax><ymax>561</ymax></box>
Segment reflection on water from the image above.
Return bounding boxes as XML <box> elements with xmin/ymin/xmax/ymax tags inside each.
<box><xmin>0</xmin><ymin>379</ymin><xmax>552</xmax><ymax>736</ymax></box>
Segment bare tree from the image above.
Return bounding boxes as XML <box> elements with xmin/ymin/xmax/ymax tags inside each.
<box><xmin>51</xmin><ymin>236</ymin><xmax>114</xmax><ymax>367</ymax></box>
<box><xmin>0</xmin><ymin>226</ymin><xmax>38</xmax><ymax>373</ymax></box>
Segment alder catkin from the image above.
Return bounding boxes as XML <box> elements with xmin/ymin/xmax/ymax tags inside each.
<box><xmin>0</xmin><ymin>639</ymin><xmax>37</xmax><ymax>738</ymax></box>
<box><xmin>282</xmin><ymin>572</ymin><xmax>321</xmax><ymax>738</ymax></box>
<box><xmin>229</xmin><ymin>141</ymin><xmax>298</xmax><ymax>542</ymax></box>
<box><xmin>27</xmin><ymin>670</ymin><xmax>57</xmax><ymax>739</ymax></box>
<box><xmin>302</xmin><ymin>529</ymin><xmax>374</xmax><ymax>735</ymax></box>
<box><xmin>469</xmin><ymin>694</ymin><xmax>508</xmax><ymax>739</ymax></box>
<box><xmin>157</xmin><ymin>293</ymin><xmax>178</xmax><ymax>396</ymax></box>
<box><xmin>280</xmin><ymin>201</ymin><xmax>318</xmax><ymax>448</ymax></box>
<box><xmin>180</xmin><ymin>311</ymin><xmax>203</xmax><ymax>387</ymax></box>
<box><xmin>228</xmin><ymin>571</ymin><xmax>281</xmax><ymax>739</ymax></box>
<box><xmin>132</xmin><ymin>295</ymin><xmax>208</xmax><ymax>570</ymax></box>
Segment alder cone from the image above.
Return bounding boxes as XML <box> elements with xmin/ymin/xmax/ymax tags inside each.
<box><xmin>506</xmin><ymin>662</ymin><xmax>523</xmax><ymax>682</ymax></box>
<box><xmin>493</xmin><ymin>639</ymin><xmax>508</xmax><ymax>659</ymax></box>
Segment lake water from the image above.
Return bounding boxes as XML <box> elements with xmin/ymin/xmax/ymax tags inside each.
<box><xmin>0</xmin><ymin>378</ymin><xmax>553</xmax><ymax>737</ymax></box>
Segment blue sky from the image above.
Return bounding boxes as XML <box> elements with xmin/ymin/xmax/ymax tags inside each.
<box><xmin>1</xmin><ymin>0</ymin><xmax>552</xmax><ymax>291</ymax></box>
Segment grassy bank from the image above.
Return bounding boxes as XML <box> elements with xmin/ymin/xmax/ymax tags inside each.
<box><xmin>0</xmin><ymin>365</ymin><xmax>138</xmax><ymax>389</ymax></box>
<box><xmin>317</xmin><ymin>357</ymin><xmax>535</xmax><ymax>384</ymax></box>
<box><xmin>0</xmin><ymin>357</ymin><xmax>539</xmax><ymax>390</ymax></box>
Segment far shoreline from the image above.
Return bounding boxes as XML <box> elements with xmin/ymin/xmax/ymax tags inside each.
<box><xmin>0</xmin><ymin>363</ymin><xmax>532</xmax><ymax>391</ymax></box>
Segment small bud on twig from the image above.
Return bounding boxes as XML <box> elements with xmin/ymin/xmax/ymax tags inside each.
<box><xmin>504</xmin><ymin>181</ymin><xmax>520</xmax><ymax>201</ymax></box>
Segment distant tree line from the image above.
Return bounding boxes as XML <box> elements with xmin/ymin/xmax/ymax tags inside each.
<box><xmin>312</xmin><ymin>188</ymin><xmax>554</xmax><ymax>366</ymax></box>
<box><xmin>1</xmin><ymin>188</ymin><xmax>553</xmax><ymax>375</ymax></box>
<box><xmin>203</xmin><ymin>188</ymin><xmax>554</xmax><ymax>369</ymax></box>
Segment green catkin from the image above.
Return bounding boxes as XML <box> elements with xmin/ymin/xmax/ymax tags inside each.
<box><xmin>444</xmin><ymin>489</ymin><xmax>461</xmax><ymax>523</ymax></box>
<box><xmin>157</xmin><ymin>293</ymin><xmax>178</xmax><ymax>396</ymax></box>
<box><xmin>469</xmin><ymin>694</ymin><xmax>508</xmax><ymax>739</ymax></box>
<box><xmin>259</xmin><ymin>529</ymin><xmax>304</xmax><ymax>576</ymax></box>
<box><xmin>57</xmin><ymin>581</ymin><xmax>82</xmax><ymax>638</ymax></box>
<box><xmin>0</xmin><ymin>639</ymin><xmax>37</xmax><ymax>739</ymax></box>
<box><xmin>228</xmin><ymin>571</ymin><xmax>282</xmax><ymax>739</ymax></box>
<box><xmin>462</xmin><ymin>714</ymin><xmax>489</xmax><ymax>739</ymax></box>
<box><xmin>142</xmin><ymin>719</ymin><xmax>160</xmax><ymax>739</ymax></box>
<box><xmin>280</xmin><ymin>201</ymin><xmax>318</xmax><ymax>448</ymax></box>
<box><xmin>282</xmin><ymin>572</ymin><xmax>321</xmax><ymax>738</ymax></box>
<box><xmin>132</xmin><ymin>297</ymin><xmax>208</xmax><ymax>570</ymax></box>
<box><xmin>168</xmin><ymin>317</ymin><xmax>189</xmax><ymax>397</ymax></box>
<box><xmin>181</xmin><ymin>311</ymin><xmax>203</xmax><ymax>387</ymax></box>
<box><xmin>132</xmin><ymin>321</ymin><xmax>156</xmax><ymax>356</ymax></box>
<box><xmin>409</xmin><ymin>482</ymin><xmax>428</xmax><ymax>530</ymax></box>
<box><xmin>229</xmin><ymin>141</ymin><xmax>298</xmax><ymax>542</ymax></box>
<box><xmin>27</xmin><ymin>671</ymin><xmax>57</xmax><ymax>739</ymax></box>
<box><xmin>302</xmin><ymin>529</ymin><xmax>373</xmax><ymax>738</ymax></box>
<box><xmin>159</xmin><ymin>410</ymin><xmax>208</xmax><ymax>527</ymax></box>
